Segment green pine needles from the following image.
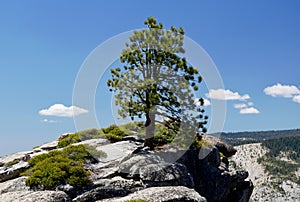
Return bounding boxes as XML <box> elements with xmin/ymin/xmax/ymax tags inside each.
<box><xmin>22</xmin><ymin>145</ymin><xmax>106</xmax><ymax>190</ymax></box>
<box><xmin>107</xmin><ymin>17</ymin><xmax>208</xmax><ymax>149</ymax></box>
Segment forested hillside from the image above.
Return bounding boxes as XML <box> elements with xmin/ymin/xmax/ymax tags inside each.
<box><xmin>215</xmin><ymin>129</ymin><xmax>300</xmax><ymax>145</ymax></box>
<box><xmin>229</xmin><ymin>131</ymin><xmax>300</xmax><ymax>201</ymax></box>
<box><xmin>258</xmin><ymin>136</ymin><xmax>300</xmax><ymax>185</ymax></box>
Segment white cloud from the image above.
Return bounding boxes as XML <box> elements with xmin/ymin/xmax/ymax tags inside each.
<box><xmin>292</xmin><ymin>95</ymin><xmax>300</xmax><ymax>103</ymax></box>
<box><xmin>240</xmin><ymin>107</ymin><xmax>260</xmax><ymax>114</ymax></box>
<box><xmin>206</xmin><ymin>89</ymin><xmax>250</xmax><ymax>101</ymax></box>
<box><xmin>194</xmin><ymin>98</ymin><xmax>211</xmax><ymax>107</ymax></box>
<box><xmin>42</xmin><ymin>119</ymin><xmax>58</xmax><ymax>123</ymax></box>
<box><xmin>264</xmin><ymin>83</ymin><xmax>300</xmax><ymax>98</ymax></box>
<box><xmin>39</xmin><ymin>104</ymin><xmax>88</xmax><ymax>117</ymax></box>
<box><xmin>234</xmin><ymin>103</ymin><xmax>247</xmax><ymax>109</ymax></box>
<box><xmin>234</xmin><ymin>102</ymin><xmax>260</xmax><ymax>114</ymax></box>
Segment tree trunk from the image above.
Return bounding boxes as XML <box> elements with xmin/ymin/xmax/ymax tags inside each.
<box><xmin>144</xmin><ymin>111</ymin><xmax>155</xmax><ymax>150</ymax></box>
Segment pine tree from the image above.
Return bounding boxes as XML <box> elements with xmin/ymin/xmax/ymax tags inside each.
<box><xmin>107</xmin><ymin>17</ymin><xmax>207</xmax><ymax>149</ymax></box>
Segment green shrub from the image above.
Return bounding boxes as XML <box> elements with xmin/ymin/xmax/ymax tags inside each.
<box><xmin>25</xmin><ymin>156</ymin><xmax>89</xmax><ymax>190</ymax></box>
<box><xmin>23</xmin><ymin>145</ymin><xmax>105</xmax><ymax>190</ymax></box>
<box><xmin>77</xmin><ymin>128</ymin><xmax>103</xmax><ymax>140</ymax></box>
<box><xmin>67</xmin><ymin>165</ymin><xmax>92</xmax><ymax>187</ymax></box>
<box><xmin>103</xmin><ymin>133</ymin><xmax>123</xmax><ymax>142</ymax></box>
<box><xmin>102</xmin><ymin>124</ymin><xmax>124</xmax><ymax>135</ymax></box>
<box><xmin>190</xmin><ymin>137</ymin><xmax>212</xmax><ymax>149</ymax></box>
<box><xmin>101</xmin><ymin>124</ymin><xmax>128</xmax><ymax>142</ymax></box>
<box><xmin>57</xmin><ymin>133</ymin><xmax>81</xmax><ymax>148</ymax></box>
<box><xmin>57</xmin><ymin>129</ymin><xmax>104</xmax><ymax>148</ymax></box>
<box><xmin>125</xmin><ymin>200</ymin><xmax>150</xmax><ymax>202</ymax></box>
<box><xmin>58</xmin><ymin>125</ymin><xmax>130</xmax><ymax>148</ymax></box>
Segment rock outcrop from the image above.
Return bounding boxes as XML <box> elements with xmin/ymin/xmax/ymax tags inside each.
<box><xmin>177</xmin><ymin>147</ymin><xmax>253</xmax><ymax>202</ymax></box>
<box><xmin>0</xmin><ymin>161</ymin><xmax>29</xmax><ymax>183</ymax></box>
<box><xmin>0</xmin><ymin>177</ymin><xmax>29</xmax><ymax>194</ymax></box>
<box><xmin>0</xmin><ymin>191</ymin><xmax>71</xmax><ymax>202</ymax></box>
<box><xmin>201</xmin><ymin>134</ymin><xmax>237</xmax><ymax>157</ymax></box>
<box><xmin>0</xmin><ymin>134</ymin><xmax>253</xmax><ymax>202</ymax></box>
<box><xmin>73</xmin><ymin>176</ymin><xmax>144</xmax><ymax>202</ymax></box>
<box><xmin>118</xmin><ymin>152</ymin><xmax>194</xmax><ymax>188</ymax></box>
<box><xmin>98</xmin><ymin>186</ymin><xmax>207</xmax><ymax>202</ymax></box>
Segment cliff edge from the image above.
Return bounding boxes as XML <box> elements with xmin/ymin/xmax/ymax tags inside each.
<box><xmin>0</xmin><ymin>133</ymin><xmax>253</xmax><ymax>202</ymax></box>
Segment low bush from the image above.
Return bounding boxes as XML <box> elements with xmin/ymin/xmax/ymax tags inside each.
<box><xmin>58</xmin><ymin>125</ymin><xmax>131</xmax><ymax>148</ymax></box>
<box><xmin>57</xmin><ymin>122</ymin><xmax>211</xmax><ymax>149</ymax></box>
<box><xmin>190</xmin><ymin>136</ymin><xmax>212</xmax><ymax>149</ymax></box>
<box><xmin>101</xmin><ymin>124</ymin><xmax>128</xmax><ymax>142</ymax></box>
<box><xmin>57</xmin><ymin>129</ymin><xmax>104</xmax><ymax>148</ymax></box>
<box><xmin>77</xmin><ymin>128</ymin><xmax>103</xmax><ymax>140</ymax></box>
<box><xmin>102</xmin><ymin>124</ymin><xmax>125</xmax><ymax>135</ymax></box>
<box><xmin>25</xmin><ymin>156</ymin><xmax>90</xmax><ymax>190</ymax></box>
<box><xmin>103</xmin><ymin>133</ymin><xmax>123</xmax><ymax>142</ymax></box>
<box><xmin>22</xmin><ymin>145</ymin><xmax>105</xmax><ymax>190</ymax></box>
<box><xmin>125</xmin><ymin>200</ymin><xmax>150</xmax><ymax>202</ymax></box>
<box><xmin>57</xmin><ymin>133</ymin><xmax>81</xmax><ymax>148</ymax></box>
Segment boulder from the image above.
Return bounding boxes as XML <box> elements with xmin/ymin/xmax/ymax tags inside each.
<box><xmin>97</xmin><ymin>186</ymin><xmax>207</xmax><ymax>202</ymax></box>
<box><xmin>202</xmin><ymin>135</ymin><xmax>237</xmax><ymax>157</ymax></box>
<box><xmin>229</xmin><ymin>180</ymin><xmax>254</xmax><ymax>202</ymax></box>
<box><xmin>38</xmin><ymin>140</ymin><xmax>58</xmax><ymax>151</ymax></box>
<box><xmin>73</xmin><ymin>176</ymin><xmax>144</xmax><ymax>202</ymax></box>
<box><xmin>0</xmin><ymin>190</ymin><xmax>71</xmax><ymax>202</ymax></box>
<box><xmin>0</xmin><ymin>161</ymin><xmax>29</xmax><ymax>183</ymax></box>
<box><xmin>96</xmin><ymin>141</ymin><xmax>140</xmax><ymax>164</ymax></box>
<box><xmin>0</xmin><ymin>176</ymin><xmax>29</xmax><ymax>194</ymax></box>
<box><xmin>178</xmin><ymin>148</ymin><xmax>253</xmax><ymax>202</ymax></box>
<box><xmin>29</xmin><ymin>150</ymin><xmax>49</xmax><ymax>158</ymax></box>
<box><xmin>88</xmin><ymin>165</ymin><xmax>119</xmax><ymax>181</ymax></box>
<box><xmin>56</xmin><ymin>184</ymin><xmax>77</xmax><ymax>199</ymax></box>
<box><xmin>73</xmin><ymin>138</ymin><xmax>109</xmax><ymax>148</ymax></box>
<box><xmin>118</xmin><ymin>153</ymin><xmax>194</xmax><ymax>188</ymax></box>
<box><xmin>0</xmin><ymin>151</ymin><xmax>31</xmax><ymax>165</ymax></box>
<box><xmin>94</xmin><ymin>176</ymin><xmax>144</xmax><ymax>192</ymax></box>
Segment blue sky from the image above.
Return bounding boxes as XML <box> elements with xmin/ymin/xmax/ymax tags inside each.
<box><xmin>0</xmin><ymin>0</ymin><xmax>300</xmax><ymax>156</ymax></box>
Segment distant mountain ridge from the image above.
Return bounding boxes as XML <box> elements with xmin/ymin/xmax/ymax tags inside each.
<box><xmin>214</xmin><ymin>128</ymin><xmax>300</xmax><ymax>145</ymax></box>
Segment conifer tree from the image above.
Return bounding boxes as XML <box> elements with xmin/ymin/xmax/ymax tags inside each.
<box><xmin>107</xmin><ymin>17</ymin><xmax>207</xmax><ymax>149</ymax></box>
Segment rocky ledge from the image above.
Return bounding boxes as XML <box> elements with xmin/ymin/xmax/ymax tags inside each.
<box><xmin>0</xmin><ymin>134</ymin><xmax>253</xmax><ymax>202</ymax></box>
